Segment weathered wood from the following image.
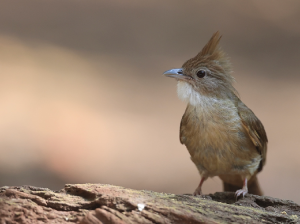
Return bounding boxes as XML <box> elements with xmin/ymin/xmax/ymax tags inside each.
<box><xmin>0</xmin><ymin>184</ymin><xmax>299</xmax><ymax>223</ymax></box>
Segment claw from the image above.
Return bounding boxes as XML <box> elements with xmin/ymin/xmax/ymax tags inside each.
<box><xmin>235</xmin><ymin>178</ymin><xmax>248</xmax><ymax>200</ymax></box>
<box><xmin>193</xmin><ymin>186</ymin><xmax>202</xmax><ymax>196</ymax></box>
<box><xmin>235</xmin><ymin>189</ymin><xmax>248</xmax><ymax>200</ymax></box>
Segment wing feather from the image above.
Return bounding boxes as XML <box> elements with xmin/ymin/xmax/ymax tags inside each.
<box><xmin>237</xmin><ymin>99</ymin><xmax>268</xmax><ymax>172</ymax></box>
<box><xmin>180</xmin><ymin>108</ymin><xmax>189</xmax><ymax>145</ymax></box>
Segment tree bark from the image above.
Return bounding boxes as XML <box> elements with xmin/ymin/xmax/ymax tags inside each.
<box><xmin>0</xmin><ymin>184</ymin><xmax>299</xmax><ymax>223</ymax></box>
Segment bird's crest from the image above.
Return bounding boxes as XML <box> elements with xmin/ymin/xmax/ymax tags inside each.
<box><xmin>199</xmin><ymin>31</ymin><xmax>222</xmax><ymax>57</ymax></box>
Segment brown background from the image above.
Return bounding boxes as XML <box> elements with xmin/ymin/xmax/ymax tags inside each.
<box><xmin>0</xmin><ymin>1</ymin><xmax>300</xmax><ymax>203</ymax></box>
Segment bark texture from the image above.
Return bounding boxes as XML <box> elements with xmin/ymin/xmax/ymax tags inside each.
<box><xmin>0</xmin><ymin>184</ymin><xmax>299</xmax><ymax>224</ymax></box>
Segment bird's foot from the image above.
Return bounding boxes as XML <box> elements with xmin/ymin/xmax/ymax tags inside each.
<box><xmin>235</xmin><ymin>188</ymin><xmax>248</xmax><ymax>199</ymax></box>
<box><xmin>193</xmin><ymin>186</ymin><xmax>202</xmax><ymax>196</ymax></box>
<box><xmin>193</xmin><ymin>176</ymin><xmax>207</xmax><ymax>196</ymax></box>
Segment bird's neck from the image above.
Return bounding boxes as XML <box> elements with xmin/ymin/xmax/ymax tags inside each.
<box><xmin>177</xmin><ymin>81</ymin><xmax>241</xmax><ymax>132</ymax></box>
<box><xmin>177</xmin><ymin>81</ymin><xmax>219</xmax><ymax>107</ymax></box>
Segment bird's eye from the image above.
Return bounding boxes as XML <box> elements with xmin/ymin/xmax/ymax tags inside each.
<box><xmin>196</xmin><ymin>70</ymin><xmax>206</xmax><ymax>78</ymax></box>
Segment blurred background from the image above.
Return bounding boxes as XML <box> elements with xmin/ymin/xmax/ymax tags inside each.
<box><xmin>0</xmin><ymin>0</ymin><xmax>300</xmax><ymax>203</ymax></box>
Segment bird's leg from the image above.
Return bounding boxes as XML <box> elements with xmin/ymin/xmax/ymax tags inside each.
<box><xmin>235</xmin><ymin>178</ymin><xmax>248</xmax><ymax>199</ymax></box>
<box><xmin>193</xmin><ymin>176</ymin><xmax>207</xmax><ymax>196</ymax></box>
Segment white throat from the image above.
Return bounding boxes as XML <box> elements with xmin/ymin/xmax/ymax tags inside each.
<box><xmin>177</xmin><ymin>81</ymin><xmax>204</xmax><ymax>106</ymax></box>
<box><xmin>177</xmin><ymin>81</ymin><xmax>222</xmax><ymax>108</ymax></box>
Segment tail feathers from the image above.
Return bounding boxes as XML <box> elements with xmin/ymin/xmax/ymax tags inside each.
<box><xmin>223</xmin><ymin>176</ymin><xmax>263</xmax><ymax>196</ymax></box>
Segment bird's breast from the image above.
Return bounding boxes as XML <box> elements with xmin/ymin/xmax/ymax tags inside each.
<box><xmin>180</xmin><ymin>97</ymin><xmax>260</xmax><ymax>176</ymax></box>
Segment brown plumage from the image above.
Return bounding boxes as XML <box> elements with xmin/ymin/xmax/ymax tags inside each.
<box><xmin>163</xmin><ymin>31</ymin><xmax>267</xmax><ymax>198</ymax></box>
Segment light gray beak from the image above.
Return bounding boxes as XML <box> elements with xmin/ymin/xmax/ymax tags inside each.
<box><xmin>163</xmin><ymin>68</ymin><xmax>191</xmax><ymax>81</ymax></box>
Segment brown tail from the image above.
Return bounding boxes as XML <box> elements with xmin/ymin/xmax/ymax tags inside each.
<box><xmin>223</xmin><ymin>176</ymin><xmax>263</xmax><ymax>196</ymax></box>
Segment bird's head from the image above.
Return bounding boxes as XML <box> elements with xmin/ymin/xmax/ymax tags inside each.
<box><xmin>164</xmin><ymin>31</ymin><xmax>237</xmax><ymax>104</ymax></box>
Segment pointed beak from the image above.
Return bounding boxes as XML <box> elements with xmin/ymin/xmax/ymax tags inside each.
<box><xmin>163</xmin><ymin>68</ymin><xmax>191</xmax><ymax>81</ymax></box>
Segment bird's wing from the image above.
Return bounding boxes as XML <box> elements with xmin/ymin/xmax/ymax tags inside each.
<box><xmin>179</xmin><ymin>109</ymin><xmax>188</xmax><ymax>145</ymax></box>
<box><xmin>237</xmin><ymin>99</ymin><xmax>268</xmax><ymax>172</ymax></box>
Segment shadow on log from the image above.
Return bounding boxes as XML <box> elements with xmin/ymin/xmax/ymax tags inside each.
<box><xmin>0</xmin><ymin>184</ymin><xmax>299</xmax><ymax>223</ymax></box>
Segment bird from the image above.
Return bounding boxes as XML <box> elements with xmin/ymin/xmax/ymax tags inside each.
<box><xmin>163</xmin><ymin>31</ymin><xmax>267</xmax><ymax>198</ymax></box>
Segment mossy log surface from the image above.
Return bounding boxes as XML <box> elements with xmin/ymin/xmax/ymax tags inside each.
<box><xmin>0</xmin><ymin>184</ymin><xmax>299</xmax><ymax>224</ymax></box>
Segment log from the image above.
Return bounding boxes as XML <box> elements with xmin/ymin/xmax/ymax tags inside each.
<box><xmin>0</xmin><ymin>184</ymin><xmax>299</xmax><ymax>223</ymax></box>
